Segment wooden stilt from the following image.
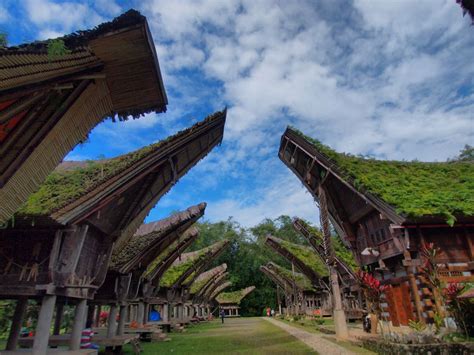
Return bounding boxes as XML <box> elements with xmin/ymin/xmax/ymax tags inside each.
<box><xmin>143</xmin><ymin>303</ymin><xmax>149</xmax><ymax>325</ymax></box>
<box><xmin>6</xmin><ymin>297</ymin><xmax>28</xmax><ymax>351</ymax></box>
<box><xmin>33</xmin><ymin>295</ymin><xmax>56</xmax><ymax>354</ymax></box>
<box><xmin>117</xmin><ymin>305</ymin><xmax>127</xmax><ymax>336</ymax></box>
<box><xmin>53</xmin><ymin>302</ymin><xmax>64</xmax><ymax>335</ymax></box>
<box><xmin>107</xmin><ymin>304</ymin><xmax>118</xmax><ymax>338</ymax></box>
<box><xmin>162</xmin><ymin>303</ymin><xmax>169</xmax><ymax>322</ymax></box>
<box><xmin>94</xmin><ymin>305</ymin><xmax>101</xmax><ymax>328</ymax></box>
<box><xmin>70</xmin><ymin>299</ymin><xmax>87</xmax><ymax>350</ymax></box>
<box><xmin>137</xmin><ymin>302</ymin><xmax>144</xmax><ymax>326</ymax></box>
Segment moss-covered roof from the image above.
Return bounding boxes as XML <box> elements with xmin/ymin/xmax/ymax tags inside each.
<box><xmin>190</xmin><ymin>264</ymin><xmax>227</xmax><ymax>294</ymax></box>
<box><xmin>289</xmin><ymin>127</ymin><xmax>474</xmax><ymax>225</ymax></box>
<box><xmin>270</xmin><ymin>236</ymin><xmax>329</xmax><ymax>277</ymax></box>
<box><xmin>267</xmin><ymin>262</ymin><xmax>315</xmax><ymax>292</ymax></box>
<box><xmin>216</xmin><ymin>286</ymin><xmax>256</xmax><ymax>304</ymax></box>
<box><xmin>293</xmin><ymin>218</ymin><xmax>357</xmax><ymax>270</ymax></box>
<box><xmin>159</xmin><ymin>240</ymin><xmax>228</xmax><ymax>288</ymax></box>
<box><xmin>142</xmin><ymin>227</ymin><xmax>199</xmax><ymax>280</ymax></box>
<box><xmin>17</xmin><ymin>111</ymin><xmax>225</xmax><ymax>217</ymax></box>
<box><xmin>109</xmin><ymin>203</ymin><xmax>206</xmax><ymax>272</ymax></box>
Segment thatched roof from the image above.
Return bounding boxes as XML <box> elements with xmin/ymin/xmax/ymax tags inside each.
<box><xmin>0</xmin><ymin>9</ymin><xmax>168</xmax><ymax>223</ymax></box>
<box><xmin>198</xmin><ymin>271</ymin><xmax>229</xmax><ymax>302</ymax></box>
<box><xmin>159</xmin><ymin>240</ymin><xmax>229</xmax><ymax>289</ymax></box>
<box><xmin>265</xmin><ymin>235</ymin><xmax>328</xmax><ymax>281</ymax></box>
<box><xmin>265</xmin><ymin>262</ymin><xmax>314</xmax><ymax>292</ymax></box>
<box><xmin>189</xmin><ymin>264</ymin><xmax>227</xmax><ymax>295</ymax></box>
<box><xmin>292</xmin><ymin>217</ymin><xmax>357</xmax><ymax>287</ymax></box>
<box><xmin>216</xmin><ymin>286</ymin><xmax>256</xmax><ymax>305</ymax></box>
<box><xmin>12</xmin><ymin>109</ymin><xmax>225</xmax><ymax>252</ymax></box>
<box><xmin>110</xmin><ymin>203</ymin><xmax>206</xmax><ymax>273</ymax></box>
<box><xmin>282</xmin><ymin>127</ymin><xmax>474</xmax><ymax>225</ymax></box>
<box><xmin>143</xmin><ymin>226</ymin><xmax>200</xmax><ymax>282</ymax></box>
<box><xmin>209</xmin><ymin>281</ymin><xmax>232</xmax><ymax>301</ymax></box>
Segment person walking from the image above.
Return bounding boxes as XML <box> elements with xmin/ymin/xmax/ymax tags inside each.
<box><xmin>271</xmin><ymin>309</ymin><xmax>275</xmax><ymax>317</ymax></box>
<box><xmin>220</xmin><ymin>309</ymin><xmax>225</xmax><ymax>324</ymax></box>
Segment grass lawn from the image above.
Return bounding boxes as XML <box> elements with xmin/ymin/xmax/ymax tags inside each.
<box><xmin>121</xmin><ymin>318</ymin><xmax>317</xmax><ymax>354</ymax></box>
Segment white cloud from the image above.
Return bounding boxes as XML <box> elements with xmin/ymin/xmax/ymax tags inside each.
<box><xmin>23</xmin><ymin>0</ymin><xmax>104</xmax><ymax>38</ymax></box>
<box><xmin>63</xmin><ymin>0</ymin><xmax>474</xmax><ymax>226</ymax></box>
<box><xmin>206</xmin><ymin>172</ymin><xmax>320</xmax><ymax>228</ymax></box>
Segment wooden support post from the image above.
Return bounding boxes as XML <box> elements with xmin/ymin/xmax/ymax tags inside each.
<box><xmin>107</xmin><ymin>304</ymin><xmax>118</xmax><ymax>338</ymax></box>
<box><xmin>33</xmin><ymin>295</ymin><xmax>56</xmax><ymax>354</ymax></box>
<box><xmin>70</xmin><ymin>299</ymin><xmax>87</xmax><ymax>350</ymax></box>
<box><xmin>6</xmin><ymin>297</ymin><xmax>28</xmax><ymax>351</ymax></box>
<box><xmin>143</xmin><ymin>303</ymin><xmax>149</xmax><ymax>325</ymax></box>
<box><xmin>137</xmin><ymin>302</ymin><xmax>145</xmax><ymax>326</ymax></box>
<box><xmin>330</xmin><ymin>266</ymin><xmax>349</xmax><ymax>339</ymax></box>
<box><xmin>94</xmin><ymin>305</ymin><xmax>101</xmax><ymax>328</ymax></box>
<box><xmin>162</xmin><ymin>303</ymin><xmax>169</xmax><ymax>322</ymax></box>
<box><xmin>53</xmin><ymin>302</ymin><xmax>64</xmax><ymax>335</ymax></box>
<box><xmin>117</xmin><ymin>305</ymin><xmax>127</xmax><ymax>336</ymax></box>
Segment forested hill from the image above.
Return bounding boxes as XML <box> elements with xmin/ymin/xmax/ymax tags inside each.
<box><xmin>187</xmin><ymin>215</ymin><xmax>355</xmax><ymax>316</ymax></box>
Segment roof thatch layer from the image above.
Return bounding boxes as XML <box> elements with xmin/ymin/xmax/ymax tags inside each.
<box><xmin>216</xmin><ymin>286</ymin><xmax>256</xmax><ymax>305</ymax></box>
<box><xmin>159</xmin><ymin>240</ymin><xmax>229</xmax><ymax>289</ymax></box>
<box><xmin>287</xmin><ymin>127</ymin><xmax>474</xmax><ymax>225</ymax></box>
<box><xmin>190</xmin><ymin>264</ymin><xmax>227</xmax><ymax>295</ymax></box>
<box><xmin>17</xmin><ymin>110</ymin><xmax>226</xmax><ymax>221</ymax></box>
<box><xmin>265</xmin><ymin>235</ymin><xmax>329</xmax><ymax>279</ymax></box>
<box><xmin>199</xmin><ymin>271</ymin><xmax>229</xmax><ymax>301</ymax></box>
<box><xmin>209</xmin><ymin>281</ymin><xmax>232</xmax><ymax>301</ymax></box>
<box><xmin>0</xmin><ymin>9</ymin><xmax>168</xmax><ymax>223</ymax></box>
<box><xmin>265</xmin><ymin>262</ymin><xmax>315</xmax><ymax>292</ymax></box>
<box><xmin>143</xmin><ymin>227</ymin><xmax>199</xmax><ymax>282</ymax></box>
<box><xmin>110</xmin><ymin>203</ymin><xmax>207</xmax><ymax>273</ymax></box>
<box><xmin>292</xmin><ymin>218</ymin><xmax>357</xmax><ymax>271</ymax></box>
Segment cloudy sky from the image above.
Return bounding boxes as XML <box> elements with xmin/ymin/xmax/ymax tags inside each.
<box><xmin>2</xmin><ymin>0</ymin><xmax>473</xmax><ymax>227</ymax></box>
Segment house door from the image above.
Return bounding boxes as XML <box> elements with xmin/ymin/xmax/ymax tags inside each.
<box><xmin>386</xmin><ymin>283</ymin><xmax>414</xmax><ymax>326</ymax></box>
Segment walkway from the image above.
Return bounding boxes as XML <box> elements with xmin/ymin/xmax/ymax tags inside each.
<box><xmin>263</xmin><ymin>317</ymin><xmax>356</xmax><ymax>355</ymax></box>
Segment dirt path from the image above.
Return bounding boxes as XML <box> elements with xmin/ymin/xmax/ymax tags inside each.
<box><xmin>263</xmin><ymin>317</ymin><xmax>356</xmax><ymax>355</ymax></box>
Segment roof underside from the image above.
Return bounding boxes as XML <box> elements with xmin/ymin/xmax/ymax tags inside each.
<box><xmin>110</xmin><ymin>203</ymin><xmax>207</xmax><ymax>273</ymax></box>
<box><xmin>0</xmin><ymin>9</ymin><xmax>168</xmax><ymax>224</ymax></box>
<box><xmin>280</xmin><ymin>128</ymin><xmax>474</xmax><ymax>225</ymax></box>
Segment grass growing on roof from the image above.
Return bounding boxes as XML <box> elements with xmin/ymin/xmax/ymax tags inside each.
<box><xmin>159</xmin><ymin>258</ymin><xmax>197</xmax><ymax>288</ymax></box>
<box><xmin>279</xmin><ymin>239</ymin><xmax>329</xmax><ymax>277</ymax></box>
<box><xmin>216</xmin><ymin>290</ymin><xmax>246</xmax><ymax>304</ymax></box>
<box><xmin>290</xmin><ymin>127</ymin><xmax>474</xmax><ymax>225</ymax></box>
<box><xmin>18</xmin><ymin>111</ymin><xmax>224</xmax><ymax>217</ymax></box>
<box><xmin>271</xmin><ymin>263</ymin><xmax>315</xmax><ymax>291</ymax></box>
<box><xmin>297</xmin><ymin>219</ymin><xmax>357</xmax><ymax>270</ymax></box>
<box><xmin>143</xmin><ymin>240</ymin><xmax>178</xmax><ymax>279</ymax></box>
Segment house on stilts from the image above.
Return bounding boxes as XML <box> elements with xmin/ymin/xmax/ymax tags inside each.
<box><xmin>0</xmin><ymin>111</ymin><xmax>225</xmax><ymax>352</ymax></box>
<box><xmin>279</xmin><ymin>127</ymin><xmax>474</xmax><ymax>326</ymax></box>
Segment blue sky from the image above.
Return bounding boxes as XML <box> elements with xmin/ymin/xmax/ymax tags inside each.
<box><xmin>1</xmin><ymin>0</ymin><xmax>473</xmax><ymax>227</ymax></box>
